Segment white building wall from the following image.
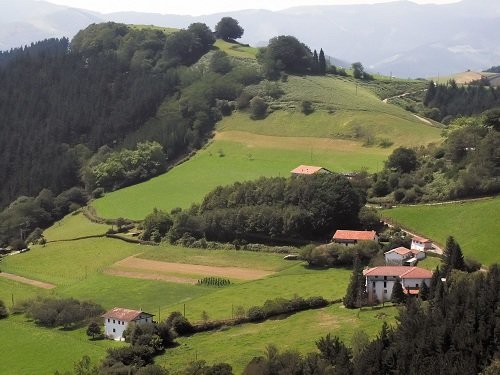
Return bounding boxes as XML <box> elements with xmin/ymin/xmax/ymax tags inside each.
<box><xmin>104</xmin><ymin>318</ymin><xmax>129</xmax><ymax>340</ymax></box>
<box><xmin>402</xmin><ymin>277</ymin><xmax>430</xmax><ymax>290</ymax></box>
<box><xmin>366</xmin><ymin>277</ymin><xmax>397</xmax><ymax>303</ymax></box>
<box><xmin>411</xmin><ymin>240</ymin><xmax>432</xmax><ymax>252</ymax></box>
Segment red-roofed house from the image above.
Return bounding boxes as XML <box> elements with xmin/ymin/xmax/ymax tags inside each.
<box><xmin>411</xmin><ymin>236</ymin><xmax>433</xmax><ymax>251</ymax></box>
<box><xmin>103</xmin><ymin>307</ymin><xmax>154</xmax><ymax>340</ymax></box>
<box><xmin>384</xmin><ymin>246</ymin><xmax>426</xmax><ymax>266</ymax></box>
<box><xmin>291</xmin><ymin>165</ymin><xmax>332</xmax><ymax>176</ymax></box>
<box><xmin>364</xmin><ymin>266</ymin><xmax>433</xmax><ymax>303</ymax></box>
<box><xmin>332</xmin><ymin>230</ymin><xmax>378</xmax><ymax>246</ymax></box>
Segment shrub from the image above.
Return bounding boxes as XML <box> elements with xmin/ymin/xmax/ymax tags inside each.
<box><xmin>247</xmin><ymin>306</ymin><xmax>266</xmax><ymax>321</ymax></box>
<box><xmin>301</xmin><ymin>100</ymin><xmax>314</xmax><ymax>115</ymax></box>
<box><xmin>0</xmin><ymin>300</ymin><xmax>8</xmax><ymax>319</ymax></box>
<box><xmin>250</xmin><ymin>96</ymin><xmax>267</xmax><ymax>119</ymax></box>
<box><xmin>91</xmin><ymin>187</ymin><xmax>105</xmax><ymax>199</ymax></box>
<box><xmin>306</xmin><ymin>296</ymin><xmax>328</xmax><ymax>308</ymax></box>
<box><xmin>166</xmin><ymin>311</ymin><xmax>193</xmax><ymax>336</ymax></box>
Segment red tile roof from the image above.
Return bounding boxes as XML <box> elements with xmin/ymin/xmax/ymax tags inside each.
<box><xmin>102</xmin><ymin>307</ymin><xmax>154</xmax><ymax>322</ymax></box>
<box><xmin>333</xmin><ymin>230</ymin><xmax>377</xmax><ymax>241</ymax></box>
<box><xmin>412</xmin><ymin>235</ymin><xmax>431</xmax><ymax>243</ymax></box>
<box><xmin>386</xmin><ymin>247</ymin><xmax>412</xmax><ymax>256</ymax></box>
<box><xmin>291</xmin><ymin>165</ymin><xmax>326</xmax><ymax>175</ymax></box>
<box><xmin>364</xmin><ymin>266</ymin><xmax>433</xmax><ymax>279</ymax></box>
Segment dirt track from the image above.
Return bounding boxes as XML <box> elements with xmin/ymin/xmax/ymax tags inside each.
<box><xmin>0</xmin><ymin>272</ymin><xmax>56</xmax><ymax>289</ymax></box>
<box><xmin>110</xmin><ymin>256</ymin><xmax>274</xmax><ymax>281</ymax></box>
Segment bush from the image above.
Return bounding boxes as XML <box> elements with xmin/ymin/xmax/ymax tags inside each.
<box><xmin>0</xmin><ymin>300</ymin><xmax>9</xmax><ymax>319</ymax></box>
<box><xmin>166</xmin><ymin>311</ymin><xmax>193</xmax><ymax>336</ymax></box>
<box><xmin>247</xmin><ymin>306</ymin><xmax>266</xmax><ymax>321</ymax></box>
<box><xmin>306</xmin><ymin>296</ymin><xmax>328</xmax><ymax>308</ymax></box>
<box><xmin>301</xmin><ymin>100</ymin><xmax>314</xmax><ymax>115</ymax></box>
<box><xmin>250</xmin><ymin>96</ymin><xmax>268</xmax><ymax>119</ymax></box>
<box><xmin>91</xmin><ymin>187</ymin><xmax>105</xmax><ymax>199</ymax></box>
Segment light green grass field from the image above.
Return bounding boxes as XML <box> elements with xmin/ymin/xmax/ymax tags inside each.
<box><xmin>93</xmin><ymin>74</ymin><xmax>442</xmax><ymax>220</ymax></box>
<box><xmin>214</xmin><ymin>40</ymin><xmax>258</xmax><ymax>59</ymax></box>
<box><xmin>43</xmin><ymin>212</ymin><xmax>109</xmax><ymax>242</ymax></box>
<box><xmin>0</xmin><ymin>314</ymin><xmax>119</xmax><ymax>375</ymax></box>
<box><xmin>417</xmin><ymin>256</ymin><xmax>442</xmax><ymax>271</ymax></box>
<box><xmin>139</xmin><ymin>244</ymin><xmax>293</xmax><ymax>272</ymax></box>
<box><xmin>382</xmin><ymin>198</ymin><xmax>500</xmax><ymax>266</ymax></box>
<box><xmin>166</xmin><ymin>265</ymin><xmax>351</xmax><ymax>321</ymax></box>
<box><xmin>0</xmin><ymin>278</ymin><xmax>48</xmax><ymax>308</ymax></box>
<box><xmin>159</xmin><ymin>304</ymin><xmax>398</xmax><ymax>373</ymax></box>
<box><xmin>91</xmin><ymin>137</ymin><xmax>389</xmax><ymax>219</ymax></box>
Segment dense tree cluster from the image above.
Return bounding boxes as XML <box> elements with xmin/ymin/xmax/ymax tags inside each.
<box><xmin>302</xmin><ymin>241</ymin><xmax>380</xmax><ymax>268</ymax></box>
<box><xmin>423</xmin><ymin>79</ymin><xmax>500</xmax><ymax>122</ymax></box>
<box><xmin>369</xmin><ymin>116</ymin><xmax>500</xmax><ymax>203</ymax></box>
<box><xmin>25</xmin><ymin>298</ymin><xmax>104</xmax><ymax>328</ymax></box>
<box><xmin>160</xmin><ymin>174</ymin><xmax>363</xmax><ymax>244</ymax></box>
<box><xmin>0</xmin><ymin>187</ymin><xmax>88</xmax><ymax>246</ymax></box>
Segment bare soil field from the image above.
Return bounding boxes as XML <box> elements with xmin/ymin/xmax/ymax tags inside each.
<box><xmin>0</xmin><ymin>272</ymin><xmax>56</xmax><ymax>289</ymax></box>
<box><xmin>108</xmin><ymin>256</ymin><xmax>274</xmax><ymax>281</ymax></box>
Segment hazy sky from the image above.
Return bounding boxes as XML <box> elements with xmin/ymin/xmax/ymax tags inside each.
<box><xmin>44</xmin><ymin>0</ymin><xmax>461</xmax><ymax>16</ymax></box>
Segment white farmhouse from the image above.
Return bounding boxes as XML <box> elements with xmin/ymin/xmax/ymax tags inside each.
<box><xmin>364</xmin><ymin>266</ymin><xmax>433</xmax><ymax>304</ymax></box>
<box><xmin>411</xmin><ymin>235</ymin><xmax>433</xmax><ymax>252</ymax></box>
<box><xmin>384</xmin><ymin>246</ymin><xmax>426</xmax><ymax>266</ymax></box>
<box><xmin>102</xmin><ymin>307</ymin><xmax>155</xmax><ymax>341</ymax></box>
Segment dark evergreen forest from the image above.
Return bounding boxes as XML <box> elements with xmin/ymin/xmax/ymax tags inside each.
<box><xmin>0</xmin><ymin>22</ymin><xmax>261</xmax><ymax>246</ymax></box>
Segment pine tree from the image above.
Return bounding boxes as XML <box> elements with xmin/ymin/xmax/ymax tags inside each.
<box><xmin>443</xmin><ymin>236</ymin><xmax>465</xmax><ymax>274</ymax></box>
<box><xmin>312</xmin><ymin>49</ymin><xmax>319</xmax><ymax>74</ymax></box>
<box><xmin>391</xmin><ymin>280</ymin><xmax>406</xmax><ymax>304</ymax></box>
<box><xmin>419</xmin><ymin>281</ymin><xmax>430</xmax><ymax>301</ymax></box>
<box><xmin>318</xmin><ymin>48</ymin><xmax>326</xmax><ymax>75</ymax></box>
<box><xmin>344</xmin><ymin>256</ymin><xmax>363</xmax><ymax>308</ymax></box>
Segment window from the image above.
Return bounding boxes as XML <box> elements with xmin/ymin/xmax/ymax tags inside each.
<box><xmin>384</xmin><ymin>289</ymin><xmax>387</xmax><ymax>295</ymax></box>
<box><xmin>416</xmin><ymin>283</ymin><xmax>419</xmax><ymax>288</ymax></box>
<box><xmin>384</xmin><ymin>276</ymin><xmax>387</xmax><ymax>280</ymax></box>
<box><xmin>107</xmin><ymin>318</ymin><xmax>110</xmax><ymax>323</ymax></box>
<box><xmin>113</xmin><ymin>328</ymin><xmax>116</xmax><ymax>333</ymax></box>
<box><xmin>113</xmin><ymin>320</ymin><xmax>115</xmax><ymax>324</ymax></box>
<box><xmin>372</xmin><ymin>281</ymin><xmax>375</xmax><ymax>288</ymax></box>
<box><xmin>384</xmin><ymin>282</ymin><xmax>387</xmax><ymax>288</ymax></box>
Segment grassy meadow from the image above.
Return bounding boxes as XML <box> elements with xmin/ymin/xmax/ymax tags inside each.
<box><xmin>92</xmin><ymin>73</ymin><xmax>442</xmax><ymax>220</ymax></box>
<box><xmin>43</xmin><ymin>212</ymin><xmax>109</xmax><ymax>242</ymax></box>
<box><xmin>0</xmin><ymin>314</ymin><xmax>119</xmax><ymax>375</ymax></box>
<box><xmin>159</xmin><ymin>304</ymin><xmax>398</xmax><ymax>373</ymax></box>
<box><xmin>382</xmin><ymin>197</ymin><xmax>500</xmax><ymax>266</ymax></box>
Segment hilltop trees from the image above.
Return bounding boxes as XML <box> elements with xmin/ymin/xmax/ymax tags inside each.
<box><xmin>258</xmin><ymin>35</ymin><xmax>313</xmax><ymax>79</ymax></box>
<box><xmin>215</xmin><ymin>17</ymin><xmax>244</xmax><ymax>41</ymax></box>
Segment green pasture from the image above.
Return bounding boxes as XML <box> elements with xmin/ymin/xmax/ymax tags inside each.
<box><xmin>417</xmin><ymin>256</ymin><xmax>442</xmax><ymax>271</ymax></box>
<box><xmin>382</xmin><ymin>198</ymin><xmax>500</xmax><ymax>266</ymax></box>
<box><xmin>139</xmin><ymin>243</ymin><xmax>298</xmax><ymax>272</ymax></box>
<box><xmin>159</xmin><ymin>304</ymin><xmax>398</xmax><ymax>373</ymax></box>
<box><xmin>1</xmin><ymin>238</ymin><xmax>140</xmax><ymax>286</ymax></box>
<box><xmin>0</xmin><ymin>278</ymin><xmax>48</xmax><ymax>308</ymax></box>
<box><xmin>92</xmin><ymin>136</ymin><xmax>389</xmax><ymax>219</ymax></box>
<box><xmin>0</xmin><ymin>314</ymin><xmax>118</xmax><ymax>375</ymax></box>
<box><xmin>166</xmin><ymin>265</ymin><xmax>351</xmax><ymax>322</ymax></box>
<box><xmin>43</xmin><ymin>212</ymin><xmax>109</xmax><ymax>242</ymax></box>
<box><xmin>214</xmin><ymin>39</ymin><xmax>258</xmax><ymax>59</ymax></box>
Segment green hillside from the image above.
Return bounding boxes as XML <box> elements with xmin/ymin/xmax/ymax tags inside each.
<box><xmin>93</xmin><ymin>72</ymin><xmax>442</xmax><ymax>220</ymax></box>
<box><xmin>382</xmin><ymin>197</ymin><xmax>500</xmax><ymax>266</ymax></box>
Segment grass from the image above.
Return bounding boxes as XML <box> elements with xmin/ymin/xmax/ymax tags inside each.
<box><xmin>165</xmin><ymin>264</ymin><xmax>351</xmax><ymax>321</ymax></box>
<box><xmin>158</xmin><ymin>304</ymin><xmax>398</xmax><ymax>373</ymax></box>
<box><xmin>139</xmin><ymin>244</ymin><xmax>294</xmax><ymax>272</ymax></box>
<box><xmin>91</xmin><ymin>137</ymin><xmax>389</xmax><ymax>220</ymax></box>
<box><xmin>92</xmin><ymin>74</ymin><xmax>442</xmax><ymax>220</ymax></box>
<box><xmin>0</xmin><ymin>277</ymin><xmax>48</xmax><ymax>308</ymax></box>
<box><xmin>43</xmin><ymin>212</ymin><xmax>109</xmax><ymax>242</ymax></box>
<box><xmin>214</xmin><ymin>39</ymin><xmax>258</xmax><ymax>59</ymax></box>
<box><xmin>382</xmin><ymin>197</ymin><xmax>500</xmax><ymax>266</ymax></box>
<box><xmin>0</xmin><ymin>314</ymin><xmax>119</xmax><ymax>375</ymax></box>
<box><xmin>417</xmin><ymin>256</ymin><xmax>442</xmax><ymax>271</ymax></box>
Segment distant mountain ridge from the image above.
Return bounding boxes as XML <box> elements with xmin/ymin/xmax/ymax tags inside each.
<box><xmin>1</xmin><ymin>0</ymin><xmax>500</xmax><ymax>77</ymax></box>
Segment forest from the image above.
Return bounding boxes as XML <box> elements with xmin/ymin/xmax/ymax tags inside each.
<box><xmin>0</xmin><ymin>21</ymin><xmax>262</xmax><ymax>246</ymax></box>
<box><xmin>140</xmin><ymin>174</ymin><xmax>364</xmax><ymax>244</ymax></box>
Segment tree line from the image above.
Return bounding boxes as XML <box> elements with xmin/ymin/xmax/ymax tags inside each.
<box><xmin>140</xmin><ymin>174</ymin><xmax>364</xmax><ymax>245</ymax></box>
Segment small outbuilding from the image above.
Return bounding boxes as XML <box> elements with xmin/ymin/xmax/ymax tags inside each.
<box><xmin>384</xmin><ymin>246</ymin><xmax>425</xmax><ymax>266</ymax></box>
<box><xmin>291</xmin><ymin>165</ymin><xmax>332</xmax><ymax>176</ymax></box>
<box><xmin>102</xmin><ymin>307</ymin><xmax>154</xmax><ymax>341</ymax></box>
<box><xmin>411</xmin><ymin>236</ymin><xmax>433</xmax><ymax>252</ymax></box>
<box><xmin>332</xmin><ymin>230</ymin><xmax>378</xmax><ymax>246</ymax></box>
